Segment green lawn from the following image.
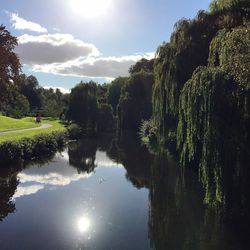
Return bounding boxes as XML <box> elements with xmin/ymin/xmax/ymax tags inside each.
<box><xmin>0</xmin><ymin>116</ymin><xmax>39</xmax><ymax>132</ymax></box>
<box><xmin>0</xmin><ymin>117</ymin><xmax>67</xmax><ymax>143</ymax></box>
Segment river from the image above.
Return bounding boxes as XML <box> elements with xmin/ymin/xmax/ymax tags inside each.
<box><xmin>0</xmin><ymin>134</ymin><xmax>248</xmax><ymax>250</ymax></box>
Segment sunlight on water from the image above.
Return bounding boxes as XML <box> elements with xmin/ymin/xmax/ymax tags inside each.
<box><xmin>78</xmin><ymin>217</ymin><xmax>91</xmax><ymax>233</ymax></box>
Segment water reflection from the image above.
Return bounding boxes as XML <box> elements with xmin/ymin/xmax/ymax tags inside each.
<box><xmin>13</xmin><ymin>184</ymin><xmax>44</xmax><ymax>199</ymax></box>
<box><xmin>0</xmin><ymin>176</ymin><xmax>18</xmax><ymax>221</ymax></box>
<box><xmin>78</xmin><ymin>216</ymin><xmax>91</xmax><ymax>233</ymax></box>
<box><xmin>149</xmin><ymin>153</ymin><xmax>249</xmax><ymax>250</ymax></box>
<box><xmin>0</xmin><ymin>133</ymin><xmax>249</xmax><ymax>249</ymax></box>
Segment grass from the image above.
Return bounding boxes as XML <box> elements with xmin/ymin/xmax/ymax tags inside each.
<box><xmin>0</xmin><ymin>116</ymin><xmax>40</xmax><ymax>132</ymax></box>
<box><xmin>0</xmin><ymin>118</ymin><xmax>67</xmax><ymax>143</ymax></box>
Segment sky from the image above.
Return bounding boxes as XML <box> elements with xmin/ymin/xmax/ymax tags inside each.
<box><xmin>0</xmin><ymin>0</ymin><xmax>211</xmax><ymax>92</ymax></box>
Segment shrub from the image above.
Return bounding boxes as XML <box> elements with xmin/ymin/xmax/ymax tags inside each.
<box><xmin>0</xmin><ymin>131</ymin><xmax>67</xmax><ymax>165</ymax></box>
<box><xmin>139</xmin><ymin>119</ymin><xmax>157</xmax><ymax>146</ymax></box>
<box><xmin>67</xmin><ymin>123</ymin><xmax>82</xmax><ymax>139</ymax></box>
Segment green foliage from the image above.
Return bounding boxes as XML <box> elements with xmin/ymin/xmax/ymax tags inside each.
<box><xmin>177</xmin><ymin>64</ymin><xmax>250</xmax><ymax>211</ymax></box>
<box><xmin>152</xmin><ymin>4</ymin><xmax>249</xmax><ymax>146</ymax></box>
<box><xmin>118</xmin><ymin>71</ymin><xmax>153</xmax><ymax>131</ymax></box>
<box><xmin>209</xmin><ymin>26</ymin><xmax>250</xmax><ymax>87</ymax></box>
<box><xmin>0</xmin><ymin>131</ymin><xmax>67</xmax><ymax>164</ymax></box>
<box><xmin>66</xmin><ymin>81</ymin><xmax>98</xmax><ymax>132</ymax></box>
<box><xmin>139</xmin><ymin>119</ymin><xmax>157</xmax><ymax>147</ymax></box>
<box><xmin>129</xmin><ymin>58</ymin><xmax>155</xmax><ymax>74</ymax></box>
<box><xmin>153</xmin><ymin>16</ymin><xmax>220</xmax><ymax>140</ymax></box>
<box><xmin>19</xmin><ymin>74</ymin><xmax>42</xmax><ymax>111</ymax></box>
<box><xmin>97</xmin><ymin>103</ymin><xmax>115</xmax><ymax>133</ymax></box>
<box><xmin>18</xmin><ymin>75</ymin><xmax>67</xmax><ymax>117</ymax></box>
<box><xmin>67</xmin><ymin>123</ymin><xmax>82</xmax><ymax>139</ymax></box>
<box><xmin>96</xmin><ymin>83</ymin><xmax>109</xmax><ymax>104</ymax></box>
<box><xmin>5</xmin><ymin>94</ymin><xmax>30</xmax><ymax>118</ymax></box>
<box><xmin>0</xmin><ymin>25</ymin><xmax>20</xmax><ymax>111</ymax></box>
<box><xmin>209</xmin><ymin>0</ymin><xmax>249</xmax><ymax>13</ymax></box>
<box><xmin>107</xmin><ymin>77</ymin><xmax>127</xmax><ymax>115</ymax></box>
<box><xmin>151</xmin><ymin>3</ymin><xmax>250</xmax><ymax>216</ymax></box>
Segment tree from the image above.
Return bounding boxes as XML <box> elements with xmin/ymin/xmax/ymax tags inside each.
<box><xmin>107</xmin><ymin>77</ymin><xmax>127</xmax><ymax>116</ymax></box>
<box><xmin>66</xmin><ymin>82</ymin><xmax>98</xmax><ymax>132</ymax></box>
<box><xmin>40</xmin><ymin>87</ymin><xmax>65</xmax><ymax>117</ymax></box>
<box><xmin>6</xmin><ymin>93</ymin><xmax>30</xmax><ymax>118</ymax></box>
<box><xmin>117</xmin><ymin>71</ymin><xmax>153</xmax><ymax>131</ymax></box>
<box><xmin>0</xmin><ymin>25</ymin><xmax>20</xmax><ymax>110</ymax></box>
<box><xmin>97</xmin><ymin>103</ymin><xmax>115</xmax><ymax>132</ymax></box>
<box><xmin>209</xmin><ymin>0</ymin><xmax>249</xmax><ymax>12</ymax></box>
<box><xmin>96</xmin><ymin>83</ymin><xmax>109</xmax><ymax>104</ymax></box>
<box><xmin>129</xmin><ymin>58</ymin><xmax>155</xmax><ymax>74</ymax></box>
<box><xmin>19</xmin><ymin>74</ymin><xmax>42</xmax><ymax>111</ymax></box>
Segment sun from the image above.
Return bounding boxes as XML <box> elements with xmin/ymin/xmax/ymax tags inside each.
<box><xmin>70</xmin><ymin>0</ymin><xmax>111</xmax><ymax>18</ymax></box>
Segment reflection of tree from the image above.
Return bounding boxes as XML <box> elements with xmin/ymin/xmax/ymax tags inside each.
<box><xmin>149</xmin><ymin>154</ymin><xmax>249</xmax><ymax>250</ymax></box>
<box><xmin>0</xmin><ymin>176</ymin><xmax>19</xmax><ymax>221</ymax></box>
<box><xmin>68</xmin><ymin>139</ymin><xmax>98</xmax><ymax>174</ymax></box>
<box><xmin>67</xmin><ymin>133</ymin><xmax>153</xmax><ymax>189</ymax></box>
<box><xmin>106</xmin><ymin>131</ymin><xmax>153</xmax><ymax>189</ymax></box>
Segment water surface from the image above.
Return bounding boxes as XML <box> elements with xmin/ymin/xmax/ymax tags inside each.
<box><xmin>0</xmin><ymin>135</ymin><xmax>249</xmax><ymax>250</ymax></box>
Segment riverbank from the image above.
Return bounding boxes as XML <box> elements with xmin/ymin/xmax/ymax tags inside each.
<box><xmin>0</xmin><ymin>118</ymin><xmax>66</xmax><ymax>143</ymax></box>
<box><xmin>0</xmin><ymin>118</ymin><xmax>68</xmax><ymax>165</ymax></box>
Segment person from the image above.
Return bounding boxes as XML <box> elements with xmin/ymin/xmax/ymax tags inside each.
<box><xmin>36</xmin><ymin>113</ymin><xmax>41</xmax><ymax>123</ymax></box>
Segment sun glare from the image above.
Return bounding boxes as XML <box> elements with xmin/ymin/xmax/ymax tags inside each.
<box><xmin>78</xmin><ymin>217</ymin><xmax>91</xmax><ymax>232</ymax></box>
<box><xmin>70</xmin><ymin>0</ymin><xmax>111</xmax><ymax>18</ymax></box>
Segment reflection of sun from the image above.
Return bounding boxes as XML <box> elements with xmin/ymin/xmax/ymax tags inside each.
<box><xmin>78</xmin><ymin>217</ymin><xmax>90</xmax><ymax>232</ymax></box>
<box><xmin>70</xmin><ymin>0</ymin><xmax>111</xmax><ymax>18</ymax></box>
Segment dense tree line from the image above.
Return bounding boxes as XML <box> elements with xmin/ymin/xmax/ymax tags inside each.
<box><xmin>139</xmin><ymin>0</ymin><xmax>250</xmax><ymax>220</ymax></box>
<box><xmin>0</xmin><ymin>25</ymin><xmax>68</xmax><ymax>118</ymax></box>
<box><xmin>65</xmin><ymin>58</ymin><xmax>154</xmax><ymax>134</ymax></box>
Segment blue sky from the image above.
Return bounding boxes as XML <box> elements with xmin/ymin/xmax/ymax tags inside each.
<box><xmin>0</xmin><ymin>0</ymin><xmax>211</xmax><ymax>92</ymax></box>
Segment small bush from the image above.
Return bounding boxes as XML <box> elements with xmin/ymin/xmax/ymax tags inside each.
<box><xmin>139</xmin><ymin>119</ymin><xmax>157</xmax><ymax>146</ymax></box>
<box><xmin>67</xmin><ymin>123</ymin><xmax>82</xmax><ymax>139</ymax></box>
<box><xmin>0</xmin><ymin>131</ymin><xmax>67</xmax><ymax>165</ymax></box>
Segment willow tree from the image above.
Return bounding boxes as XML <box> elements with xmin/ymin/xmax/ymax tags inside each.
<box><xmin>209</xmin><ymin>0</ymin><xmax>249</xmax><ymax>12</ymax></box>
<box><xmin>152</xmin><ymin>16</ymin><xmax>218</xmax><ymax>145</ymax></box>
<box><xmin>177</xmin><ymin>25</ymin><xmax>250</xmax><ymax>218</ymax></box>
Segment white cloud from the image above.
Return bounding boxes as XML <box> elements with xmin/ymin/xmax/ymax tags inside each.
<box><xmin>32</xmin><ymin>52</ymin><xmax>155</xmax><ymax>78</ymax></box>
<box><xmin>9</xmin><ymin>13</ymin><xmax>47</xmax><ymax>33</ymax></box>
<box><xmin>8</xmin><ymin>13</ymin><xmax>155</xmax><ymax>79</ymax></box>
<box><xmin>43</xmin><ymin>86</ymin><xmax>70</xmax><ymax>94</ymax></box>
<box><xmin>13</xmin><ymin>185</ymin><xmax>44</xmax><ymax>199</ymax></box>
<box><xmin>17</xmin><ymin>171</ymin><xmax>92</xmax><ymax>186</ymax></box>
<box><xmin>16</xmin><ymin>33</ymin><xmax>100</xmax><ymax>65</ymax></box>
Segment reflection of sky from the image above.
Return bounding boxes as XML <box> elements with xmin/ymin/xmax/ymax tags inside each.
<box><xmin>13</xmin><ymin>185</ymin><xmax>44</xmax><ymax>199</ymax></box>
<box><xmin>2</xmin><ymin>147</ymin><xmax>150</xmax><ymax>250</ymax></box>
<box><xmin>95</xmin><ymin>151</ymin><xmax>123</xmax><ymax>168</ymax></box>
<box><xmin>13</xmin><ymin>150</ymin><xmax>122</xmax><ymax>200</ymax></box>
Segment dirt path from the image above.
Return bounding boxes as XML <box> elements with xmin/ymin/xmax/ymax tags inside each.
<box><xmin>0</xmin><ymin>123</ymin><xmax>52</xmax><ymax>135</ymax></box>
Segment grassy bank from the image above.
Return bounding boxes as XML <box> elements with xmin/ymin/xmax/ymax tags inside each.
<box><xmin>0</xmin><ymin>116</ymin><xmax>39</xmax><ymax>132</ymax></box>
<box><xmin>0</xmin><ymin>118</ymin><xmax>66</xmax><ymax>143</ymax></box>
<box><xmin>0</xmin><ymin>117</ymin><xmax>68</xmax><ymax>165</ymax></box>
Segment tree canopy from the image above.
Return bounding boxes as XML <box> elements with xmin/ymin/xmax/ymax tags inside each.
<box><xmin>0</xmin><ymin>25</ymin><xmax>20</xmax><ymax>111</ymax></box>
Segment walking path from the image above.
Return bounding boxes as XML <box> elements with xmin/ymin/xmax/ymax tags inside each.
<box><xmin>0</xmin><ymin>123</ymin><xmax>52</xmax><ymax>135</ymax></box>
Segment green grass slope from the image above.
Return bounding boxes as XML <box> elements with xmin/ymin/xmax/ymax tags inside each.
<box><xmin>0</xmin><ymin>116</ymin><xmax>39</xmax><ymax>132</ymax></box>
<box><xmin>0</xmin><ymin>117</ymin><xmax>67</xmax><ymax>143</ymax></box>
